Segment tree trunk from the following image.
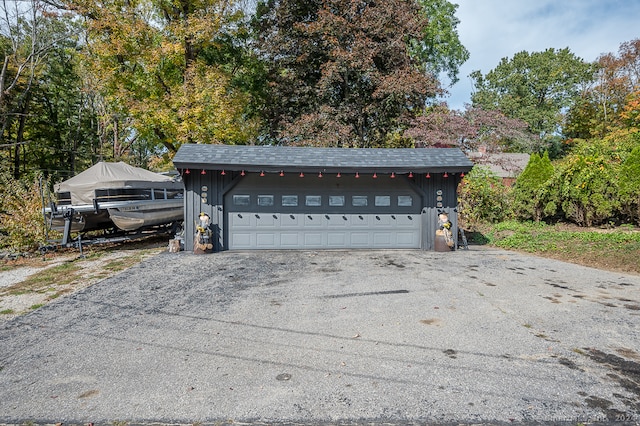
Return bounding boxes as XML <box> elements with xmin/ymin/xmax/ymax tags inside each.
<box><xmin>13</xmin><ymin>95</ymin><xmax>30</xmax><ymax>179</ymax></box>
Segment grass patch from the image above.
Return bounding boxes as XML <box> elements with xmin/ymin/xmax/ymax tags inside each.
<box><xmin>0</xmin><ymin>309</ymin><xmax>15</xmax><ymax>315</ymax></box>
<box><xmin>27</xmin><ymin>262</ymin><xmax>82</xmax><ymax>285</ymax></box>
<box><xmin>1</xmin><ymin>262</ymin><xmax>83</xmax><ymax>297</ymax></box>
<box><xmin>475</xmin><ymin>221</ymin><xmax>640</xmax><ymax>275</ymax></box>
<box><xmin>29</xmin><ymin>304</ymin><xmax>44</xmax><ymax>310</ymax></box>
<box><xmin>103</xmin><ymin>257</ymin><xmax>140</xmax><ymax>272</ymax></box>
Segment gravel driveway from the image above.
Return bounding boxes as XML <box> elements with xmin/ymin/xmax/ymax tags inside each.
<box><xmin>1</xmin><ymin>247</ymin><xmax>639</xmax><ymax>424</ymax></box>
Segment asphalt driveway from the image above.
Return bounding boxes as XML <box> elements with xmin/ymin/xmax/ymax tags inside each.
<box><xmin>1</xmin><ymin>247</ymin><xmax>640</xmax><ymax>424</ymax></box>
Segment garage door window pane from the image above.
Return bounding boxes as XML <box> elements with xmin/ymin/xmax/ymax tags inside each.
<box><xmin>375</xmin><ymin>195</ymin><xmax>390</xmax><ymax>206</ymax></box>
<box><xmin>258</xmin><ymin>195</ymin><xmax>274</xmax><ymax>206</ymax></box>
<box><xmin>282</xmin><ymin>195</ymin><xmax>298</xmax><ymax>206</ymax></box>
<box><xmin>306</xmin><ymin>195</ymin><xmax>322</xmax><ymax>206</ymax></box>
<box><xmin>352</xmin><ymin>195</ymin><xmax>368</xmax><ymax>207</ymax></box>
<box><xmin>398</xmin><ymin>195</ymin><xmax>413</xmax><ymax>206</ymax></box>
<box><xmin>233</xmin><ymin>195</ymin><xmax>250</xmax><ymax>206</ymax></box>
<box><xmin>329</xmin><ymin>195</ymin><xmax>345</xmax><ymax>206</ymax></box>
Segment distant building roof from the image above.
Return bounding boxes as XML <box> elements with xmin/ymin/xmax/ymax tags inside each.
<box><xmin>173</xmin><ymin>144</ymin><xmax>474</xmax><ymax>174</ymax></box>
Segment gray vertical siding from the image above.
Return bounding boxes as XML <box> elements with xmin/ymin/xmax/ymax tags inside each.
<box><xmin>414</xmin><ymin>172</ymin><xmax>461</xmax><ymax>250</ymax></box>
<box><xmin>183</xmin><ymin>169</ymin><xmax>463</xmax><ymax>252</ymax></box>
<box><xmin>182</xmin><ymin>170</ymin><xmax>226</xmax><ymax>251</ymax></box>
<box><xmin>182</xmin><ymin>170</ymin><xmax>242</xmax><ymax>251</ymax></box>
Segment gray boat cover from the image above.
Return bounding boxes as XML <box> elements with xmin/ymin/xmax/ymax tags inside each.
<box><xmin>55</xmin><ymin>161</ymin><xmax>182</xmax><ymax>205</ymax></box>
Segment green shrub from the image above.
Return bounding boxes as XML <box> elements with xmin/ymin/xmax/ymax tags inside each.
<box><xmin>548</xmin><ymin>155</ymin><xmax>619</xmax><ymax>226</ymax></box>
<box><xmin>0</xmin><ymin>173</ymin><xmax>48</xmax><ymax>251</ymax></box>
<box><xmin>538</xmin><ymin>137</ymin><xmax>634</xmax><ymax>226</ymax></box>
<box><xmin>458</xmin><ymin>166</ymin><xmax>511</xmax><ymax>227</ymax></box>
<box><xmin>511</xmin><ymin>152</ymin><xmax>554</xmax><ymax>220</ymax></box>
<box><xmin>619</xmin><ymin>146</ymin><xmax>640</xmax><ymax>224</ymax></box>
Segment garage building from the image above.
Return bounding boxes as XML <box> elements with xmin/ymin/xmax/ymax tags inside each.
<box><xmin>172</xmin><ymin>144</ymin><xmax>473</xmax><ymax>252</ymax></box>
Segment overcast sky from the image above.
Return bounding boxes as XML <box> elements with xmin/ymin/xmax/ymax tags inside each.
<box><xmin>446</xmin><ymin>0</ymin><xmax>640</xmax><ymax>110</ymax></box>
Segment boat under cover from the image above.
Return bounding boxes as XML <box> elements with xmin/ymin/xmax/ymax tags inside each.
<box><xmin>44</xmin><ymin>161</ymin><xmax>184</xmax><ymax>233</ymax></box>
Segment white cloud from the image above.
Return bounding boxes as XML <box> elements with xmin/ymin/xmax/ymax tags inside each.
<box><xmin>446</xmin><ymin>0</ymin><xmax>640</xmax><ymax>110</ymax></box>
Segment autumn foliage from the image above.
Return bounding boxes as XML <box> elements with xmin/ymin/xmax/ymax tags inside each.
<box><xmin>460</xmin><ymin>133</ymin><xmax>640</xmax><ymax>227</ymax></box>
<box><xmin>1</xmin><ymin>0</ymin><xmax>640</xmax><ymax>234</ymax></box>
<box><xmin>255</xmin><ymin>0</ymin><xmax>440</xmax><ymax>147</ymax></box>
<box><xmin>79</xmin><ymin>0</ymin><xmax>259</xmax><ymax>152</ymax></box>
<box><xmin>0</xmin><ymin>173</ymin><xmax>49</xmax><ymax>251</ymax></box>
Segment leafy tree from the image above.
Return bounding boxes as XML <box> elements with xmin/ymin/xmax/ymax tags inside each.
<box><xmin>405</xmin><ymin>103</ymin><xmax>472</xmax><ymax>147</ymax></box>
<box><xmin>0</xmin><ymin>172</ymin><xmax>49</xmax><ymax>251</ymax></box>
<box><xmin>411</xmin><ymin>0</ymin><xmax>469</xmax><ymax>86</ymax></box>
<box><xmin>510</xmin><ymin>151</ymin><xmax>554</xmax><ymax>221</ymax></box>
<box><xmin>254</xmin><ymin>0</ymin><xmax>440</xmax><ymax>147</ymax></box>
<box><xmin>1</xmin><ymin>0</ymin><xmax>78</xmax><ymax>178</ymax></box>
<box><xmin>470</xmin><ymin>48</ymin><xmax>595</xmax><ymax>145</ymax></box>
<box><xmin>565</xmin><ymin>39</ymin><xmax>640</xmax><ymax>140</ymax></box>
<box><xmin>26</xmin><ymin>18</ymin><xmax>107</xmax><ymax>180</ymax></box>
<box><xmin>619</xmin><ymin>90</ymin><xmax>640</xmax><ymax>130</ymax></box>
<box><xmin>457</xmin><ymin>166</ymin><xmax>510</xmax><ymax>227</ymax></box>
<box><xmin>563</xmin><ymin>98</ymin><xmax>599</xmax><ymax>141</ymax></box>
<box><xmin>405</xmin><ymin>103</ymin><xmax>534</xmax><ymax>152</ymax></box>
<box><xmin>74</xmin><ymin>0</ymin><xmax>259</xmax><ymax>155</ymax></box>
<box><xmin>1</xmin><ymin>0</ymin><xmax>101</xmax><ymax>180</ymax></box>
<box><xmin>251</xmin><ymin>0</ymin><xmax>324</xmax><ymax>142</ymax></box>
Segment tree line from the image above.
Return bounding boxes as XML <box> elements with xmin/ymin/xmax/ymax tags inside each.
<box><xmin>0</xmin><ymin>0</ymin><xmax>469</xmax><ymax>180</ymax></box>
<box><xmin>1</xmin><ymin>0</ymin><xmax>639</xmax><ymax>228</ymax></box>
<box><xmin>459</xmin><ymin>40</ymin><xmax>640</xmax><ymax>228</ymax></box>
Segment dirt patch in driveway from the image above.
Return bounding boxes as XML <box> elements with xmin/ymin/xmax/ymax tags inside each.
<box><xmin>0</xmin><ymin>237</ymin><xmax>166</xmax><ymax>322</ymax></box>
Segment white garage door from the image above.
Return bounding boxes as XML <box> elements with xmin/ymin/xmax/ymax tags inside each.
<box><xmin>229</xmin><ymin>212</ymin><xmax>421</xmax><ymax>249</ymax></box>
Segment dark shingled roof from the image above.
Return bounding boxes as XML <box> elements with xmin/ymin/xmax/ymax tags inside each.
<box><xmin>173</xmin><ymin>144</ymin><xmax>474</xmax><ymax>174</ymax></box>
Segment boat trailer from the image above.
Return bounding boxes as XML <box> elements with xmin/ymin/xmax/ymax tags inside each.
<box><xmin>40</xmin><ymin>209</ymin><xmax>182</xmax><ymax>256</ymax></box>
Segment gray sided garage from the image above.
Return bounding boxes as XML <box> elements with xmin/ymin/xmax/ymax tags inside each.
<box><xmin>172</xmin><ymin>144</ymin><xmax>473</xmax><ymax>252</ymax></box>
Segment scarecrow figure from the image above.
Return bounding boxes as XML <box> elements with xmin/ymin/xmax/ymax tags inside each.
<box><xmin>194</xmin><ymin>212</ymin><xmax>213</xmax><ymax>253</ymax></box>
<box><xmin>437</xmin><ymin>212</ymin><xmax>455</xmax><ymax>248</ymax></box>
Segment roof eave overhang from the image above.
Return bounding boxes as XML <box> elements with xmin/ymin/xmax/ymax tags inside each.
<box><xmin>172</xmin><ymin>163</ymin><xmax>474</xmax><ymax>174</ymax></box>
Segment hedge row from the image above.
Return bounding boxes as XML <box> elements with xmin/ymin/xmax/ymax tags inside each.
<box><xmin>459</xmin><ymin>132</ymin><xmax>640</xmax><ymax>227</ymax></box>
